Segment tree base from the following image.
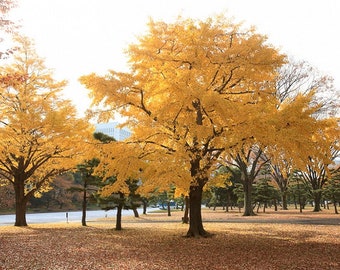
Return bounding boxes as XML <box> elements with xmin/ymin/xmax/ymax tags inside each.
<box><xmin>185</xmin><ymin>229</ymin><xmax>214</xmax><ymax>238</ymax></box>
<box><xmin>14</xmin><ymin>223</ymin><xmax>28</xmax><ymax>227</ymax></box>
<box><xmin>242</xmin><ymin>212</ymin><xmax>257</xmax><ymax>217</ymax></box>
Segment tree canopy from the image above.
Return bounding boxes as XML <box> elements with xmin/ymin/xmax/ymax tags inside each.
<box><xmin>80</xmin><ymin>16</ymin><xmax>338</xmax><ymax>237</ymax></box>
<box><xmin>0</xmin><ymin>35</ymin><xmax>94</xmax><ymax>226</ymax></box>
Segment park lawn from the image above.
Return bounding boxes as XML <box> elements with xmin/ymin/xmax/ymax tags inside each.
<box><xmin>0</xmin><ymin>208</ymin><xmax>339</xmax><ymax>270</ymax></box>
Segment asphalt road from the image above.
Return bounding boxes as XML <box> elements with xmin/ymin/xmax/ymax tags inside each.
<box><xmin>0</xmin><ymin>209</ymin><xmax>136</xmax><ymax>226</ymax></box>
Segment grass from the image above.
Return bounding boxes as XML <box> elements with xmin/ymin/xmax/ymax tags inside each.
<box><xmin>0</xmin><ymin>208</ymin><xmax>339</xmax><ymax>269</ymax></box>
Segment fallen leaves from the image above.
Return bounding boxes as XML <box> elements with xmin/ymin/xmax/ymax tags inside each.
<box><xmin>0</xmin><ymin>208</ymin><xmax>339</xmax><ymax>269</ymax></box>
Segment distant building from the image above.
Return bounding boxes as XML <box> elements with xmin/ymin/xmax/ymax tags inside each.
<box><xmin>95</xmin><ymin>122</ymin><xmax>131</xmax><ymax>141</ymax></box>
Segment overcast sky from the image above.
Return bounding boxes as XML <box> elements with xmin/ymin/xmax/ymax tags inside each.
<box><xmin>12</xmin><ymin>0</ymin><xmax>340</xmax><ymax>116</ymax></box>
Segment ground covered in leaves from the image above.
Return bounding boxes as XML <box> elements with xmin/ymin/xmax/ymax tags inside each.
<box><xmin>0</xmin><ymin>208</ymin><xmax>339</xmax><ymax>269</ymax></box>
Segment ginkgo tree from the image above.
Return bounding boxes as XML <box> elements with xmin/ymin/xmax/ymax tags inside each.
<box><xmin>0</xmin><ymin>35</ymin><xmax>93</xmax><ymax>226</ymax></box>
<box><xmin>80</xmin><ymin>16</ymin><xmax>328</xmax><ymax>237</ymax></box>
<box><xmin>268</xmin><ymin>59</ymin><xmax>339</xmax><ymax>210</ymax></box>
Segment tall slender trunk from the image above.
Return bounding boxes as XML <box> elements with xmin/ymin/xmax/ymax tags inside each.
<box><xmin>14</xmin><ymin>179</ymin><xmax>28</xmax><ymax>226</ymax></box>
<box><xmin>298</xmin><ymin>193</ymin><xmax>303</xmax><ymax>213</ymax></box>
<box><xmin>243</xmin><ymin>179</ymin><xmax>255</xmax><ymax>216</ymax></box>
<box><xmin>186</xmin><ymin>185</ymin><xmax>209</xmax><ymax>237</ymax></box>
<box><xmin>274</xmin><ymin>199</ymin><xmax>278</xmax><ymax>211</ymax></box>
<box><xmin>282</xmin><ymin>191</ymin><xmax>288</xmax><ymax>210</ymax></box>
<box><xmin>167</xmin><ymin>201</ymin><xmax>171</xmax><ymax>216</ymax></box>
<box><xmin>142</xmin><ymin>199</ymin><xmax>147</xmax><ymax>215</ymax></box>
<box><xmin>81</xmin><ymin>184</ymin><xmax>87</xmax><ymax>226</ymax></box>
<box><xmin>182</xmin><ymin>196</ymin><xmax>189</xmax><ymax>224</ymax></box>
<box><xmin>225</xmin><ymin>191</ymin><xmax>231</xmax><ymax>212</ymax></box>
<box><xmin>333</xmin><ymin>197</ymin><xmax>338</xmax><ymax>214</ymax></box>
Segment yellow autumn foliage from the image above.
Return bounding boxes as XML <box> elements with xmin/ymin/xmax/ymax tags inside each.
<box><xmin>0</xmin><ymin>35</ymin><xmax>94</xmax><ymax>202</ymax></box>
<box><xmin>80</xmin><ymin>15</ymin><xmax>337</xmax><ymax>201</ymax></box>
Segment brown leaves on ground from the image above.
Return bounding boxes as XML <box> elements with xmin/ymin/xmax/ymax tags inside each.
<box><xmin>0</xmin><ymin>208</ymin><xmax>339</xmax><ymax>270</ymax></box>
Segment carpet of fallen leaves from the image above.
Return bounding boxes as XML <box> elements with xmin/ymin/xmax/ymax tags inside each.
<box><xmin>0</xmin><ymin>208</ymin><xmax>339</xmax><ymax>270</ymax></box>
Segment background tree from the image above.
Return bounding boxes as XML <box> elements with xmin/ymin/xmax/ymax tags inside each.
<box><xmin>217</xmin><ymin>166</ymin><xmax>241</xmax><ymax>212</ymax></box>
<box><xmin>253</xmin><ymin>178</ymin><xmax>279</xmax><ymax>213</ymax></box>
<box><xmin>269</xmin><ymin>161</ymin><xmax>291</xmax><ymax>210</ymax></box>
<box><xmin>225</xmin><ymin>145</ymin><xmax>270</xmax><ymax>216</ymax></box>
<box><xmin>91</xmin><ymin>132</ymin><xmax>144</xmax><ymax>230</ymax></box>
<box><xmin>268</xmin><ymin>58</ymin><xmax>339</xmax><ymax>210</ymax></box>
<box><xmin>233</xmin><ymin>183</ymin><xmax>247</xmax><ymax>212</ymax></box>
<box><xmin>0</xmin><ymin>35</ymin><xmax>92</xmax><ymax>226</ymax></box>
<box><xmin>289</xmin><ymin>171</ymin><xmax>311</xmax><ymax>212</ymax></box>
<box><xmin>276</xmin><ymin>58</ymin><xmax>339</xmax><ymax>118</ymax></box>
<box><xmin>322</xmin><ymin>167</ymin><xmax>340</xmax><ymax>214</ymax></box>
<box><xmin>72</xmin><ymin>158</ymin><xmax>101</xmax><ymax>226</ymax></box>
<box><xmin>29</xmin><ymin>173</ymin><xmax>79</xmax><ymax>211</ymax></box>
<box><xmin>98</xmin><ymin>177</ymin><xmax>142</xmax><ymax>230</ymax></box>
<box><xmin>205</xmin><ymin>167</ymin><xmax>233</xmax><ymax>211</ymax></box>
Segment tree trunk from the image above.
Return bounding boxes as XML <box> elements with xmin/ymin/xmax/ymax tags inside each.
<box><xmin>182</xmin><ymin>196</ymin><xmax>189</xmax><ymax>224</ymax></box>
<box><xmin>186</xmin><ymin>185</ymin><xmax>209</xmax><ymax>237</ymax></box>
<box><xmin>132</xmin><ymin>207</ymin><xmax>139</xmax><ymax>218</ymax></box>
<box><xmin>14</xmin><ymin>180</ymin><xmax>28</xmax><ymax>226</ymax></box>
<box><xmin>167</xmin><ymin>201</ymin><xmax>171</xmax><ymax>216</ymax></box>
<box><xmin>298</xmin><ymin>193</ymin><xmax>303</xmax><ymax>213</ymax></box>
<box><xmin>243</xmin><ymin>180</ymin><xmax>255</xmax><ymax>216</ymax></box>
<box><xmin>256</xmin><ymin>203</ymin><xmax>260</xmax><ymax>213</ymax></box>
<box><xmin>225</xmin><ymin>192</ymin><xmax>230</xmax><ymax>212</ymax></box>
<box><xmin>273</xmin><ymin>199</ymin><xmax>278</xmax><ymax>211</ymax></box>
<box><xmin>15</xmin><ymin>197</ymin><xmax>28</xmax><ymax>226</ymax></box>
<box><xmin>116</xmin><ymin>203</ymin><xmax>123</xmax><ymax>230</ymax></box>
<box><xmin>281</xmin><ymin>192</ymin><xmax>288</xmax><ymax>210</ymax></box>
<box><xmin>313</xmin><ymin>191</ymin><xmax>322</xmax><ymax>212</ymax></box>
<box><xmin>334</xmin><ymin>202</ymin><xmax>338</xmax><ymax>214</ymax></box>
<box><xmin>81</xmin><ymin>185</ymin><xmax>87</xmax><ymax>226</ymax></box>
<box><xmin>142</xmin><ymin>199</ymin><xmax>147</xmax><ymax>215</ymax></box>
<box><xmin>333</xmin><ymin>196</ymin><xmax>338</xmax><ymax>214</ymax></box>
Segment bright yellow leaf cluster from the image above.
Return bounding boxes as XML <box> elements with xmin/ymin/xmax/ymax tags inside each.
<box><xmin>80</xmin><ymin>15</ymin><xmax>337</xmax><ymax>199</ymax></box>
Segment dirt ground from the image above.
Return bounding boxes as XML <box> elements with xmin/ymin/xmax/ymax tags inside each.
<box><xmin>0</xmin><ymin>207</ymin><xmax>339</xmax><ymax>270</ymax></box>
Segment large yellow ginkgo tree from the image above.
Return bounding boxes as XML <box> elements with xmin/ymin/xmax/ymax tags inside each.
<box><xmin>80</xmin><ymin>16</ymin><xmax>325</xmax><ymax>237</ymax></box>
<box><xmin>0</xmin><ymin>35</ymin><xmax>94</xmax><ymax>226</ymax></box>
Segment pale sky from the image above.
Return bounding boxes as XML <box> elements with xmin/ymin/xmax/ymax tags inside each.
<box><xmin>12</xmin><ymin>0</ymin><xmax>340</xmax><ymax>117</ymax></box>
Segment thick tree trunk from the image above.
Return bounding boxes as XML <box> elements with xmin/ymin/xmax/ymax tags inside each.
<box><xmin>14</xmin><ymin>180</ymin><xmax>28</xmax><ymax>226</ymax></box>
<box><xmin>186</xmin><ymin>185</ymin><xmax>209</xmax><ymax>237</ymax></box>
<box><xmin>115</xmin><ymin>192</ymin><xmax>124</xmax><ymax>230</ymax></box>
<box><xmin>243</xmin><ymin>180</ymin><xmax>255</xmax><ymax>216</ymax></box>
<box><xmin>116</xmin><ymin>203</ymin><xmax>123</xmax><ymax>230</ymax></box>
<box><xmin>182</xmin><ymin>196</ymin><xmax>189</xmax><ymax>224</ymax></box>
<box><xmin>313</xmin><ymin>191</ymin><xmax>322</xmax><ymax>212</ymax></box>
<box><xmin>15</xmin><ymin>198</ymin><xmax>28</xmax><ymax>226</ymax></box>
